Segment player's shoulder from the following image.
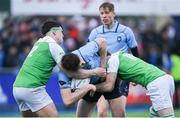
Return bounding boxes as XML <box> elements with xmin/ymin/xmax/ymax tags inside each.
<box><xmin>116</xmin><ymin>23</ymin><xmax>127</xmax><ymax>32</ymax></box>
<box><xmin>91</xmin><ymin>25</ymin><xmax>104</xmax><ymax>34</ymax></box>
<box><xmin>116</xmin><ymin>22</ymin><xmax>133</xmax><ymax>33</ymax></box>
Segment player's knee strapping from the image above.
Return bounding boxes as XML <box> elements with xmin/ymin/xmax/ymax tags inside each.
<box><xmin>149</xmin><ymin>107</ymin><xmax>159</xmax><ymax>117</ymax></box>
<box><xmin>162</xmin><ymin>113</ymin><xmax>175</xmax><ymax>118</ymax></box>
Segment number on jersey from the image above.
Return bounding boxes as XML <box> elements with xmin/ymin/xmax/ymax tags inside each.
<box><xmin>28</xmin><ymin>46</ymin><xmax>38</xmax><ymax>57</ymax></box>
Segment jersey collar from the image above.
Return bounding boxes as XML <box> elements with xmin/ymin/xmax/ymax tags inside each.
<box><xmin>103</xmin><ymin>21</ymin><xmax>119</xmax><ymax>33</ymax></box>
<box><xmin>39</xmin><ymin>36</ymin><xmax>57</xmax><ymax>43</ymax></box>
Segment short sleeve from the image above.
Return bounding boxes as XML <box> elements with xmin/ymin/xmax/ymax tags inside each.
<box><xmin>125</xmin><ymin>27</ymin><xmax>138</xmax><ymax>48</ymax></box>
<box><xmin>49</xmin><ymin>43</ymin><xmax>65</xmax><ymax>64</ymax></box>
<box><xmin>72</xmin><ymin>41</ymin><xmax>99</xmax><ymax>62</ymax></box>
<box><xmin>107</xmin><ymin>53</ymin><xmax>119</xmax><ymax>73</ymax></box>
<box><xmin>88</xmin><ymin>28</ymin><xmax>98</xmax><ymax>42</ymax></box>
<box><xmin>58</xmin><ymin>70</ymin><xmax>71</xmax><ymax>89</ymax></box>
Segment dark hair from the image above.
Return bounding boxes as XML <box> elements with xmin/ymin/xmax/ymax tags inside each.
<box><xmin>99</xmin><ymin>2</ymin><xmax>114</xmax><ymax>12</ymax></box>
<box><xmin>61</xmin><ymin>53</ymin><xmax>80</xmax><ymax>72</ymax></box>
<box><xmin>41</xmin><ymin>20</ymin><xmax>62</xmax><ymax>35</ymax></box>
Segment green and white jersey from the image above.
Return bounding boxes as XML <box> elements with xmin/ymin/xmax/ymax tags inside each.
<box><xmin>107</xmin><ymin>52</ymin><xmax>166</xmax><ymax>87</ymax></box>
<box><xmin>14</xmin><ymin>36</ymin><xmax>65</xmax><ymax>88</ymax></box>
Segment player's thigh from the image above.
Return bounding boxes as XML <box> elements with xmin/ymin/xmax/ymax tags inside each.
<box><xmin>13</xmin><ymin>86</ymin><xmax>56</xmax><ymax>116</ymax></box>
<box><xmin>146</xmin><ymin>75</ymin><xmax>174</xmax><ymax>116</ymax></box>
<box><xmin>109</xmin><ymin>96</ymin><xmax>127</xmax><ymax>110</ymax></box>
<box><xmin>157</xmin><ymin>107</ymin><xmax>174</xmax><ymax>117</ymax></box>
<box><xmin>97</xmin><ymin>96</ymin><xmax>109</xmax><ymax>117</ymax></box>
<box><xmin>13</xmin><ymin>87</ymin><xmax>31</xmax><ymax>112</ymax></box>
<box><xmin>35</xmin><ymin>102</ymin><xmax>58</xmax><ymax>117</ymax></box>
<box><xmin>97</xmin><ymin>96</ymin><xmax>109</xmax><ymax>111</ymax></box>
<box><xmin>76</xmin><ymin>99</ymin><xmax>96</xmax><ymax>117</ymax></box>
<box><xmin>109</xmin><ymin>96</ymin><xmax>127</xmax><ymax>117</ymax></box>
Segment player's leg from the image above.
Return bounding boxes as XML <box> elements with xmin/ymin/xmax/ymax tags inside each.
<box><xmin>104</xmin><ymin>79</ymin><xmax>129</xmax><ymax>117</ymax></box>
<box><xmin>76</xmin><ymin>91</ymin><xmax>102</xmax><ymax>117</ymax></box>
<box><xmin>13</xmin><ymin>86</ymin><xmax>58</xmax><ymax>117</ymax></box>
<box><xmin>97</xmin><ymin>95</ymin><xmax>109</xmax><ymax>117</ymax></box>
<box><xmin>149</xmin><ymin>106</ymin><xmax>159</xmax><ymax>117</ymax></box>
<box><xmin>76</xmin><ymin>99</ymin><xmax>96</xmax><ymax>117</ymax></box>
<box><xmin>30</xmin><ymin>86</ymin><xmax>58</xmax><ymax>117</ymax></box>
<box><xmin>149</xmin><ymin>106</ymin><xmax>174</xmax><ymax>118</ymax></box>
<box><xmin>157</xmin><ymin>107</ymin><xmax>174</xmax><ymax>117</ymax></box>
<box><xmin>109</xmin><ymin>95</ymin><xmax>127</xmax><ymax>117</ymax></box>
<box><xmin>35</xmin><ymin>102</ymin><xmax>58</xmax><ymax>117</ymax></box>
<box><xmin>13</xmin><ymin>87</ymin><xmax>37</xmax><ymax>117</ymax></box>
<box><xmin>21</xmin><ymin>100</ymin><xmax>58</xmax><ymax>117</ymax></box>
<box><xmin>22</xmin><ymin>110</ymin><xmax>38</xmax><ymax>117</ymax></box>
<box><xmin>147</xmin><ymin>74</ymin><xmax>175</xmax><ymax>117</ymax></box>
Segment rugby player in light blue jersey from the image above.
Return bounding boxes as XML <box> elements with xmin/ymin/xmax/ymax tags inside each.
<box><xmin>58</xmin><ymin>38</ymin><xmax>107</xmax><ymax>110</ymax></box>
<box><xmin>60</xmin><ymin>38</ymin><xmax>126</xmax><ymax>117</ymax></box>
<box><xmin>78</xmin><ymin>2</ymin><xmax>139</xmax><ymax>117</ymax></box>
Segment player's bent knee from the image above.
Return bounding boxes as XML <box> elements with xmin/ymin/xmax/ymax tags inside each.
<box><xmin>149</xmin><ymin>106</ymin><xmax>159</xmax><ymax>117</ymax></box>
<box><xmin>97</xmin><ymin>106</ymin><xmax>108</xmax><ymax>117</ymax></box>
<box><xmin>98</xmin><ymin>110</ymin><xmax>108</xmax><ymax>117</ymax></box>
<box><xmin>22</xmin><ymin>110</ymin><xmax>38</xmax><ymax>117</ymax></box>
<box><xmin>36</xmin><ymin>103</ymin><xmax>58</xmax><ymax>117</ymax></box>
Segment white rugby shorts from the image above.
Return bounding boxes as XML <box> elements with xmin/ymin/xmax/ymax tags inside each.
<box><xmin>146</xmin><ymin>74</ymin><xmax>175</xmax><ymax>111</ymax></box>
<box><xmin>13</xmin><ymin>86</ymin><xmax>53</xmax><ymax>112</ymax></box>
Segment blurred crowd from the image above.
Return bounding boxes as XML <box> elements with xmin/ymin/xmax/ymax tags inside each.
<box><xmin>0</xmin><ymin>15</ymin><xmax>180</xmax><ymax>73</ymax></box>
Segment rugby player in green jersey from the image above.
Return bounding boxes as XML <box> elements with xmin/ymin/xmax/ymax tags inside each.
<box><xmin>95</xmin><ymin>51</ymin><xmax>175</xmax><ymax>118</ymax></box>
<box><xmin>13</xmin><ymin>20</ymin><xmax>106</xmax><ymax>117</ymax></box>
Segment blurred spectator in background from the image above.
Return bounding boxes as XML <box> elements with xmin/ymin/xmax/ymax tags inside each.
<box><xmin>1</xmin><ymin>15</ymin><xmax>179</xmax><ymax>70</ymax></box>
<box><xmin>171</xmin><ymin>54</ymin><xmax>180</xmax><ymax>109</ymax></box>
<box><xmin>140</xmin><ymin>21</ymin><xmax>162</xmax><ymax>68</ymax></box>
<box><xmin>159</xmin><ymin>22</ymin><xmax>176</xmax><ymax>73</ymax></box>
<box><xmin>17</xmin><ymin>45</ymin><xmax>31</xmax><ymax>67</ymax></box>
<box><xmin>3</xmin><ymin>45</ymin><xmax>18</xmax><ymax>68</ymax></box>
<box><xmin>170</xmin><ymin>31</ymin><xmax>180</xmax><ymax>109</ymax></box>
<box><xmin>0</xmin><ymin>41</ymin><xmax>4</xmax><ymax>67</ymax></box>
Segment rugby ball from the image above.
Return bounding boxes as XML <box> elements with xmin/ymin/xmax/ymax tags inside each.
<box><xmin>71</xmin><ymin>78</ymin><xmax>90</xmax><ymax>90</ymax></box>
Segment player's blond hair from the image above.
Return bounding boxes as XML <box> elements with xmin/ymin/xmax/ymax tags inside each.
<box><xmin>99</xmin><ymin>2</ymin><xmax>114</xmax><ymax>12</ymax></box>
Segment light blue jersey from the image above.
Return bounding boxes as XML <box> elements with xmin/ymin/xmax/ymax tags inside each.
<box><xmin>58</xmin><ymin>41</ymin><xmax>101</xmax><ymax>88</ymax></box>
<box><xmin>73</xmin><ymin>41</ymin><xmax>101</xmax><ymax>84</ymax></box>
<box><xmin>58</xmin><ymin>69</ymin><xmax>71</xmax><ymax>89</ymax></box>
<box><xmin>72</xmin><ymin>40</ymin><xmax>100</xmax><ymax>70</ymax></box>
<box><xmin>88</xmin><ymin>21</ymin><xmax>137</xmax><ymax>53</ymax></box>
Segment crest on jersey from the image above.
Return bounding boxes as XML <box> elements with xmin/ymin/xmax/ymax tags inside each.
<box><xmin>117</xmin><ymin>36</ymin><xmax>122</xmax><ymax>42</ymax></box>
<box><xmin>59</xmin><ymin>80</ymin><xmax>66</xmax><ymax>86</ymax></box>
<box><xmin>117</xmin><ymin>33</ymin><xmax>126</xmax><ymax>42</ymax></box>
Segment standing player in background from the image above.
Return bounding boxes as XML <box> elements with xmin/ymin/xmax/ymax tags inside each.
<box><xmin>13</xmin><ymin>20</ymin><xmax>104</xmax><ymax>117</ymax></box>
<box><xmin>87</xmin><ymin>2</ymin><xmax>139</xmax><ymax>117</ymax></box>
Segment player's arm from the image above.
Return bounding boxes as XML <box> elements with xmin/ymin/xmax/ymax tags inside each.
<box><xmin>126</xmin><ymin>27</ymin><xmax>139</xmax><ymax>86</ymax></box>
<box><xmin>95</xmin><ymin>72</ymin><xmax>117</xmax><ymax>92</ymax></box>
<box><xmin>95</xmin><ymin>53</ymin><xmax>119</xmax><ymax>92</ymax></box>
<box><xmin>131</xmin><ymin>47</ymin><xmax>139</xmax><ymax>57</ymax></box>
<box><xmin>125</xmin><ymin>27</ymin><xmax>139</xmax><ymax>57</ymax></box>
<box><xmin>61</xmin><ymin>67</ymin><xmax>106</xmax><ymax>79</ymax></box>
<box><xmin>130</xmin><ymin>47</ymin><xmax>139</xmax><ymax>86</ymax></box>
<box><xmin>58</xmin><ymin>71</ymin><xmax>96</xmax><ymax>107</ymax></box>
<box><xmin>88</xmin><ymin>28</ymin><xmax>98</xmax><ymax>42</ymax></box>
<box><xmin>96</xmin><ymin>38</ymin><xmax>107</xmax><ymax>68</ymax></box>
<box><xmin>60</xmin><ymin>84</ymin><xmax>96</xmax><ymax>107</ymax></box>
<box><xmin>95</xmin><ymin>38</ymin><xmax>107</xmax><ymax>82</ymax></box>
